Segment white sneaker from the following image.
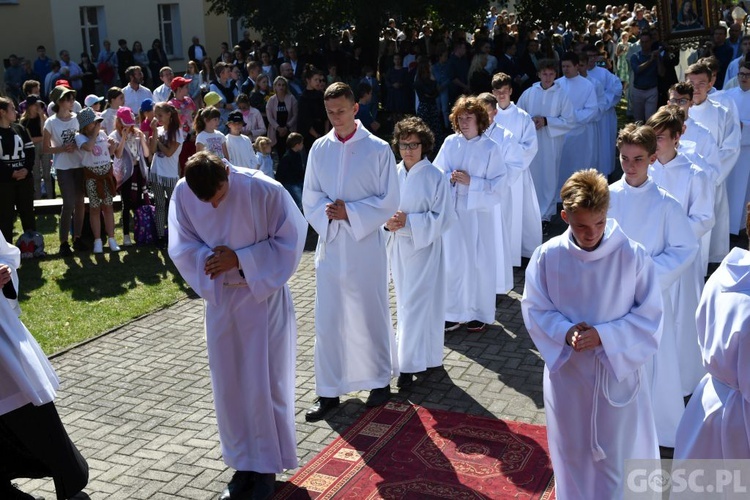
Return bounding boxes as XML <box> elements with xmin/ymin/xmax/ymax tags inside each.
<box><xmin>122</xmin><ymin>234</ymin><xmax>133</xmax><ymax>246</ymax></box>
<box><xmin>93</xmin><ymin>240</ymin><xmax>103</xmax><ymax>254</ymax></box>
<box><xmin>108</xmin><ymin>237</ymin><xmax>121</xmax><ymax>252</ymax></box>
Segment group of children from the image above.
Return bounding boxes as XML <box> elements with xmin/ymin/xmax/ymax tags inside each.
<box><xmin>38</xmin><ymin>74</ymin><xmax>307</xmax><ymax>254</ymax></box>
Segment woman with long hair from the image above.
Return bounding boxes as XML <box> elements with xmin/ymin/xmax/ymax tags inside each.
<box><xmin>266</xmin><ymin>76</ymin><xmax>298</xmax><ymax>157</ymax></box>
<box><xmin>249</xmin><ymin>73</ymin><xmax>271</xmax><ymax>126</ymax></box>
<box><xmin>132</xmin><ymin>40</ymin><xmax>150</xmax><ymax>84</ymax></box>
<box><xmin>199</xmin><ymin>56</ymin><xmax>215</xmax><ymax>91</ymax></box>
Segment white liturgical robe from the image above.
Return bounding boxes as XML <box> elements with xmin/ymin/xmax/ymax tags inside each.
<box><xmin>675</xmin><ymin>247</ymin><xmax>750</xmax><ymax>460</ymax></box>
<box><xmin>303</xmin><ymin>122</ymin><xmax>400</xmax><ymax>397</ymax></box>
<box><xmin>587</xmin><ymin>65</ymin><xmax>623</xmax><ymax>175</ymax></box>
<box><xmin>650</xmin><ymin>154</ymin><xmax>714</xmax><ymax>395</ymax></box>
<box><xmin>494</xmin><ymin>103</ymin><xmax>542</xmax><ymax>261</ymax></box>
<box><xmin>522</xmin><ymin>219</ymin><xmax>662</xmax><ymax>500</ymax></box>
<box><xmin>387</xmin><ymin>159</ymin><xmax>456</xmax><ymax>374</ymax></box>
<box><xmin>722</xmin><ymin>86</ymin><xmax>750</xmax><ymax>233</ymax></box>
<box><xmin>433</xmin><ymin>133</ymin><xmax>507</xmax><ymax>324</ymax></box>
<box><xmin>690</xmin><ymin>97</ymin><xmax>741</xmax><ymax>263</ymax></box>
<box><xmin>485</xmin><ymin>122</ymin><xmax>524</xmax><ymax>293</ymax></box>
<box><xmin>168</xmin><ymin>165</ymin><xmax>307</xmax><ymax>473</ymax></box>
<box><xmin>557</xmin><ymin>75</ymin><xmax>599</xmax><ymax>195</ymax></box>
<box><xmin>609</xmin><ymin>177</ymin><xmax>699</xmax><ymax>447</ymax></box>
<box><xmin>0</xmin><ymin>232</ymin><xmax>60</xmax><ymax>417</ymax></box>
<box><xmin>517</xmin><ymin>82</ymin><xmax>574</xmax><ymax>220</ymax></box>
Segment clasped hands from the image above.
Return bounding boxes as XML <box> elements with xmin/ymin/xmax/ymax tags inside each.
<box><xmin>565</xmin><ymin>322</ymin><xmax>601</xmax><ymax>352</ymax></box>
<box><xmin>204</xmin><ymin>245</ymin><xmax>238</xmax><ymax>280</ymax></box>
<box><xmin>450</xmin><ymin>169</ymin><xmax>470</xmax><ymax>185</ymax></box>
<box><xmin>532</xmin><ymin>116</ymin><xmax>546</xmax><ymax>130</ymax></box>
<box><xmin>325</xmin><ymin>199</ymin><xmax>348</xmax><ymax>221</ymax></box>
<box><xmin>385</xmin><ymin>210</ymin><xmax>407</xmax><ymax>231</ymax></box>
<box><xmin>0</xmin><ymin>265</ymin><xmax>11</xmax><ymax>287</ymax></box>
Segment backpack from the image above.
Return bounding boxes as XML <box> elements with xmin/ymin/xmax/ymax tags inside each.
<box><xmin>15</xmin><ymin>230</ymin><xmax>46</xmax><ymax>258</ymax></box>
<box><xmin>134</xmin><ymin>193</ymin><xmax>157</xmax><ymax>245</ymax></box>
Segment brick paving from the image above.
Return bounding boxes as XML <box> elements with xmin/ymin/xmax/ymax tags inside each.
<box><xmin>17</xmin><ymin>248</ymin><xmax>547</xmax><ymax>500</ymax></box>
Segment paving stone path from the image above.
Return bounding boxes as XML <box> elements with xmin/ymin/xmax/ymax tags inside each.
<box><xmin>18</xmin><ymin>250</ymin><xmax>546</xmax><ymax>499</ymax></box>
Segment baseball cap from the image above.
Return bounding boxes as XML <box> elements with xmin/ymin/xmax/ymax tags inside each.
<box><xmin>169</xmin><ymin>76</ymin><xmax>190</xmax><ymax>91</ymax></box>
<box><xmin>227</xmin><ymin>110</ymin><xmax>246</xmax><ymax>126</ymax></box>
<box><xmin>116</xmin><ymin>107</ymin><xmax>137</xmax><ymax>126</ymax></box>
<box><xmin>84</xmin><ymin>94</ymin><xmax>104</xmax><ymax>107</ymax></box>
<box><xmin>49</xmin><ymin>85</ymin><xmax>76</xmax><ymax>104</ymax></box>
<box><xmin>140</xmin><ymin>98</ymin><xmax>155</xmax><ymax>112</ymax></box>
<box><xmin>77</xmin><ymin>107</ymin><xmax>104</xmax><ymax>130</ymax></box>
<box><xmin>203</xmin><ymin>91</ymin><xmax>222</xmax><ymax>107</ymax></box>
<box><xmin>55</xmin><ymin>79</ymin><xmax>72</xmax><ymax>88</ymax></box>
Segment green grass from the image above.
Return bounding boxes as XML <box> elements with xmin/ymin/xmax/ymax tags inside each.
<box><xmin>13</xmin><ymin>213</ymin><xmax>192</xmax><ymax>355</ymax></box>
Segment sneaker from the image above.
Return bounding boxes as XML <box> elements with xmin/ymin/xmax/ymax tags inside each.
<box><xmin>444</xmin><ymin>321</ymin><xmax>462</xmax><ymax>332</ymax></box>
<box><xmin>59</xmin><ymin>241</ymin><xmax>73</xmax><ymax>257</ymax></box>
<box><xmin>108</xmin><ymin>237</ymin><xmax>120</xmax><ymax>252</ymax></box>
<box><xmin>93</xmin><ymin>240</ymin><xmax>103</xmax><ymax>254</ymax></box>
<box><xmin>72</xmin><ymin>237</ymin><xmax>90</xmax><ymax>252</ymax></box>
<box><xmin>122</xmin><ymin>234</ymin><xmax>133</xmax><ymax>247</ymax></box>
<box><xmin>466</xmin><ymin>320</ymin><xmax>487</xmax><ymax>333</ymax></box>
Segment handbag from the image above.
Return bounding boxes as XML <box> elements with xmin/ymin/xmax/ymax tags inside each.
<box><xmin>134</xmin><ymin>193</ymin><xmax>157</xmax><ymax>246</ymax></box>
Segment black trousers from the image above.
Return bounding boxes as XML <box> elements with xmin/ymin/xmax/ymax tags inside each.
<box><xmin>0</xmin><ymin>402</ymin><xmax>88</xmax><ymax>500</ymax></box>
<box><xmin>0</xmin><ymin>176</ymin><xmax>36</xmax><ymax>243</ymax></box>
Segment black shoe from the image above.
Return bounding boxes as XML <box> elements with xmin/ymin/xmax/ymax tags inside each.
<box><xmin>305</xmin><ymin>396</ymin><xmax>340</xmax><ymax>422</ymax></box>
<box><xmin>156</xmin><ymin>237</ymin><xmax>167</xmax><ymax>250</ymax></box>
<box><xmin>466</xmin><ymin>320</ymin><xmax>486</xmax><ymax>333</ymax></box>
<box><xmin>397</xmin><ymin>373</ymin><xmax>414</xmax><ymax>388</ymax></box>
<box><xmin>59</xmin><ymin>241</ymin><xmax>73</xmax><ymax>257</ymax></box>
<box><xmin>366</xmin><ymin>385</ymin><xmax>391</xmax><ymax>407</ymax></box>
<box><xmin>2</xmin><ymin>482</ymin><xmax>43</xmax><ymax>500</ymax></box>
<box><xmin>659</xmin><ymin>446</ymin><xmax>675</xmax><ymax>459</ymax></box>
<box><xmin>72</xmin><ymin>238</ymin><xmax>90</xmax><ymax>252</ymax></box>
<box><xmin>219</xmin><ymin>470</ymin><xmax>254</xmax><ymax>500</ymax></box>
<box><xmin>251</xmin><ymin>473</ymin><xmax>275</xmax><ymax>500</ymax></box>
<box><xmin>444</xmin><ymin>321</ymin><xmax>461</xmax><ymax>332</ymax></box>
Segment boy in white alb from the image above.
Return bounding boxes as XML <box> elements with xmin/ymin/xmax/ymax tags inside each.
<box><xmin>522</xmin><ymin>169</ymin><xmax>662</xmax><ymax>499</ymax></box>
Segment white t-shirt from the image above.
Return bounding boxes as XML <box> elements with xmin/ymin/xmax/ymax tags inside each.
<box><xmin>75</xmin><ymin>130</ymin><xmax>111</xmax><ymax>169</ymax></box>
<box><xmin>150</xmin><ymin>127</ymin><xmax>184</xmax><ymax>179</ymax></box>
<box><xmin>196</xmin><ymin>130</ymin><xmax>227</xmax><ymax>159</ymax></box>
<box><xmin>43</xmin><ymin>113</ymin><xmax>81</xmax><ymax>170</ymax></box>
<box><xmin>225</xmin><ymin>133</ymin><xmax>258</xmax><ymax>169</ymax></box>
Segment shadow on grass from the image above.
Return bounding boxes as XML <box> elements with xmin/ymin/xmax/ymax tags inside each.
<box><xmin>56</xmin><ymin>245</ymin><xmax>190</xmax><ymax>302</ymax></box>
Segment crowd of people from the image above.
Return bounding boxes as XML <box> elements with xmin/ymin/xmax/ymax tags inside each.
<box><xmin>3</xmin><ymin>2</ymin><xmax>750</xmax><ymax>499</ymax></box>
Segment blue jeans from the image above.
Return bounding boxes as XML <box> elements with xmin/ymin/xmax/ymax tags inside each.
<box><xmin>283</xmin><ymin>183</ymin><xmax>303</xmax><ymax>213</ymax></box>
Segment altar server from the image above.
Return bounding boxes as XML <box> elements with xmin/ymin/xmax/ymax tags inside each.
<box><xmin>168</xmin><ymin>152</ymin><xmax>307</xmax><ymax>500</ymax></box>
<box><xmin>386</xmin><ymin>117</ymin><xmax>456</xmax><ymax>388</ymax></box>
<box><xmin>586</xmin><ymin>45</ymin><xmax>623</xmax><ymax>176</ymax></box>
<box><xmin>522</xmin><ymin>169</ymin><xmax>662</xmax><ymax>499</ymax></box>
<box><xmin>646</xmin><ymin>106</ymin><xmax>714</xmax><ymax>397</ymax></box>
<box><xmin>433</xmin><ymin>95</ymin><xmax>508</xmax><ymax>333</ymax></box>
<box><xmin>721</xmin><ymin>61</ymin><xmax>750</xmax><ymax>235</ymax></box>
<box><xmin>517</xmin><ymin>59</ymin><xmax>574</xmax><ymax>227</ymax></box>
<box><xmin>0</xmin><ymin>230</ymin><xmax>89</xmax><ymax>500</ymax></box>
<box><xmin>674</xmin><ymin>212</ymin><xmax>750</xmax><ymax>460</ymax></box>
<box><xmin>685</xmin><ymin>62</ymin><xmax>741</xmax><ymax>264</ymax></box>
<box><xmin>302</xmin><ymin>83</ymin><xmax>400</xmax><ymax>422</ymax></box>
<box><xmin>609</xmin><ymin>124</ymin><xmax>699</xmax><ymax>448</ymax></box>
<box><xmin>491</xmin><ymin>73</ymin><xmax>541</xmax><ymax>261</ymax></box>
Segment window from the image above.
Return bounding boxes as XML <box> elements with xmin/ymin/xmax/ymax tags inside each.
<box><xmin>228</xmin><ymin>16</ymin><xmax>249</xmax><ymax>47</ymax></box>
<box><xmin>80</xmin><ymin>6</ymin><xmax>107</xmax><ymax>59</ymax></box>
<box><xmin>158</xmin><ymin>4</ymin><xmax>182</xmax><ymax>58</ymax></box>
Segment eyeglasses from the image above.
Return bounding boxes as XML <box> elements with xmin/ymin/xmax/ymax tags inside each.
<box><xmin>739</xmin><ymin>72</ymin><xmax>750</xmax><ymax>79</ymax></box>
<box><xmin>398</xmin><ymin>142</ymin><xmax>421</xmax><ymax>150</ymax></box>
<box><xmin>668</xmin><ymin>98</ymin><xmax>689</xmax><ymax>105</ymax></box>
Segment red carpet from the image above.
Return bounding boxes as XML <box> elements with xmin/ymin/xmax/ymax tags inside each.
<box><xmin>274</xmin><ymin>403</ymin><xmax>556</xmax><ymax>499</ymax></box>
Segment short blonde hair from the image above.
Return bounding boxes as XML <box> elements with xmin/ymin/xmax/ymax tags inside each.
<box><xmin>253</xmin><ymin>135</ymin><xmax>271</xmax><ymax>152</ymax></box>
<box><xmin>561</xmin><ymin>169</ymin><xmax>610</xmax><ymax>214</ymax></box>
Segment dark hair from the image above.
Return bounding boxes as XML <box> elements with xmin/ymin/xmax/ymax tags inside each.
<box><xmin>491</xmin><ymin>72</ymin><xmax>512</xmax><ymax>89</ymax></box>
<box><xmin>391</xmin><ymin>116</ymin><xmax>435</xmax><ymax>158</ymax></box>
<box><xmin>561</xmin><ymin>51</ymin><xmax>580</xmax><ymax>65</ymax></box>
<box><xmin>105</xmin><ymin>86</ymin><xmax>123</xmax><ymax>108</ymax></box>
<box><xmin>286</xmin><ymin>132</ymin><xmax>304</xmax><ymax>149</ymax></box>
<box><xmin>185</xmin><ymin>151</ymin><xmax>229</xmax><ymax>201</ymax></box>
<box><xmin>685</xmin><ymin>61</ymin><xmax>712</xmax><ymax>79</ymax></box>
<box><xmin>303</xmin><ymin>64</ymin><xmax>323</xmax><ymax>83</ymax></box>
<box><xmin>323</xmin><ymin>82</ymin><xmax>355</xmax><ymax>102</ymax></box>
<box><xmin>356</xmin><ymin>82</ymin><xmax>372</xmax><ymax>99</ymax></box>
<box><xmin>646</xmin><ymin>105</ymin><xmax>686</xmax><ymax>138</ymax></box>
<box><xmin>670</xmin><ymin>81</ymin><xmax>694</xmax><ymax>99</ymax></box>
<box><xmin>126</xmin><ymin>66</ymin><xmax>141</xmax><ymax>79</ymax></box>
<box><xmin>194</xmin><ymin>106</ymin><xmax>221</xmax><ymax>133</ymax></box>
<box><xmin>22</xmin><ymin>80</ymin><xmax>40</xmax><ymax>95</ymax></box>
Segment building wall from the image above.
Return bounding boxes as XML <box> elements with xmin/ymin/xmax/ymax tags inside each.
<box><xmin>1</xmin><ymin>0</ymin><xmax>231</xmax><ymax>89</ymax></box>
